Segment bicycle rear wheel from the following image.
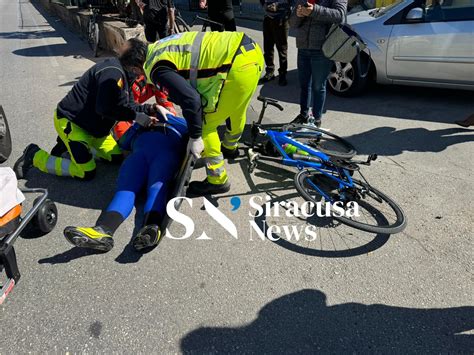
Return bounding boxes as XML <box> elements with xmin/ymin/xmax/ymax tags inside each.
<box><xmin>174</xmin><ymin>16</ymin><xmax>190</xmax><ymax>33</ymax></box>
<box><xmin>283</xmin><ymin>124</ymin><xmax>356</xmax><ymax>159</ymax></box>
<box><xmin>87</xmin><ymin>20</ymin><xmax>99</xmax><ymax>57</ymax></box>
<box><xmin>295</xmin><ymin>170</ymin><xmax>407</xmax><ymax>234</ymax></box>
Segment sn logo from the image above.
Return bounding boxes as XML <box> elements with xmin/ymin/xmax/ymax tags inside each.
<box><xmin>165</xmin><ymin>197</ymin><xmax>240</xmax><ymax>240</ymax></box>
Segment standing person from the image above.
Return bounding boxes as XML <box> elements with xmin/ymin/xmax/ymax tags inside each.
<box><xmin>199</xmin><ymin>0</ymin><xmax>237</xmax><ymax>31</ymax></box>
<box><xmin>290</xmin><ymin>0</ymin><xmax>347</xmax><ymax>127</ymax></box>
<box><xmin>259</xmin><ymin>0</ymin><xmax>294</xmax><ymax>86</ymax></box>
<box><xmin>13</xmin><ymin>39</ymin><xmax>160</xmax><ymax>181</ymax></box>
<box><xmin>121</xmin><ymin>33</ymin><xmax>263</xmax><ymax>196</ymax></box>
<box><xmin>136</xmin><ymin>0</ymin><xmax>176</xmax><ymax>42</ymax></box>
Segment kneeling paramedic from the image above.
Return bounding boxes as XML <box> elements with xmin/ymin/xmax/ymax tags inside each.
<box><xmin>126</xmin><ymin>32</ymin><xmax>264</xmax><ymax>195</ymax></box>
<box><xmin>13</xmin><ymin>39</ymin><xmax>160</xmax><ymax>181</ymax></box>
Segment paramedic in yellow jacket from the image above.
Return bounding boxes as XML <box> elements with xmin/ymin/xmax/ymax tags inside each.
<box><xmin>141</xmin><ymin>31</ymin><xmax>263</xmax><ymax>196</ymax></box>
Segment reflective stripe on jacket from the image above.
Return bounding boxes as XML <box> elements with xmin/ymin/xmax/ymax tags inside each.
<box><xmin>143</xmin><ymin>31</ymin><xmax>244</xmax><ymax>113</ymax></box>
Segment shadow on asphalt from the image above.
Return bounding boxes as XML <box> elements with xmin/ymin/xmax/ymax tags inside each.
<box><xmin>0</xmin><ymin>30</ymin><xmax>61</xmax><ymax>40</ymax></box>
<box><xmin>345</xmin><ymin>126</ymin><xmax>474</xmax><ymax>156</ymax></box>
<box><xmin>259</xmin><ymin>69</ymin><xmax>473</xmax><ymax>125</ymax></box>
<box><xmin>12</xmin><ymin>43</ymin><xmax>102</xmax><ymax>60</ymax></box>
<box><xmin>252</xmin><ymin>87</ymin><xmax>474</xmax><ymax>154</ymax></box>
<box><xmin>38</xmin><ymin>246</ymin><xmax>105</xmax><ymax>264</ymax></box>
<box><xmin>13</xmin><ymin>0</ymin><xmax>113</xmax><ymax>63</ymax></box>
<box><xmin>23</xmin><ymin>161</ymin><xmax>119</xmax><ymax>210</ymax></box>
<box><xmin>180</xmin><ymin>289</ymin><xmax>474</xmax><ymax>353</ymax></box>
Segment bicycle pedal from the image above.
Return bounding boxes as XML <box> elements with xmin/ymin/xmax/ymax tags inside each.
<box><xmin>247</xmin><ymin>149</ymin><xmax>260</xmax><ymax>162</ymax></box>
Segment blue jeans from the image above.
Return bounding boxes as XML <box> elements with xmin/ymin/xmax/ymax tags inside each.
<box><xmin>297</xmin><ymin>49</ymin><xmax>333</xmax><ymax>119</ymax></box>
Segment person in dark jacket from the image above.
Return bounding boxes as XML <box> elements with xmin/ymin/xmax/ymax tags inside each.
<box><xmin>290</xmin><ymin>0</ymin><xmax>347</xmax><ymax>127</ymax></box>
<box><xmin>259</xmin><ymin>0</ymin><xmax>294</xmax><ymax>86</ymax></box>
<box><xmin>199</xmin><ymin>0</ymin><xmax>237</xmax><ymax>31</ymax></box>
<box><xmin>13</xmin><ymin>39</ymin><xmax>160</xmax><ymax>181</ymax></box>
<box><xmin>137</xmin><ymin>0</ymin><xmax>175</xmax><ymax>42</ymax></box>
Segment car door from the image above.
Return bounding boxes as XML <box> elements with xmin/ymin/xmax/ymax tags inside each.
<box><xmin>386</xmin><ymin>0</ymin><xmax>474</xmax><ymax>84</ymax></box>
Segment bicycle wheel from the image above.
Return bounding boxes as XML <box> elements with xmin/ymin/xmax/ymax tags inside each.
<box><xmin>174</xmin><ymin>16</ymin><xmax>190</xmax><ymax>33</ymax></box>
<box><xmin>295</xmin><ymin>170</ymin><xmax>407</xmax><ymax>234</ymax></box>
<box><xmin>283</xmin><ymin>124</ymin><xmax>356</xmax><ymax>159</ymax></box>
<box><xmin>87</xmin><ymin>20</ymin><xmax>99</xmax><ymax>57</ymax></box>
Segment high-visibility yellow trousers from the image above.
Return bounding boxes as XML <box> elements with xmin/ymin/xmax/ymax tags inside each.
<box><xmin>202</xmin><ymin>42</ymin><xmax>264</xmax><ymax>185</ymax></box>
<box><xmin>32</xmin><ymin>111</ymin><xmax>121</xmax><ymax>179</ymax></box>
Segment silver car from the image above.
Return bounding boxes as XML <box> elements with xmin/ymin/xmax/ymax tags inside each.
<box><xmin>328</xmin><ymin>0</ymin><xmax>474</xmax><ymax>96</ymax></box>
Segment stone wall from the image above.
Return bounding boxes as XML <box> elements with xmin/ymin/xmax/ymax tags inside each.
<box><xmin>37</xmin><ymin>0</ymin><xmax>145</xmax><ymax>53</ymax></box>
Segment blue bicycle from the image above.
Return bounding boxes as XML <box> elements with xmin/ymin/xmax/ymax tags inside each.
<box><xmin>245</xmin><ymin>96</ymin><xmax>406</xmax><ymax>235</ymax></box>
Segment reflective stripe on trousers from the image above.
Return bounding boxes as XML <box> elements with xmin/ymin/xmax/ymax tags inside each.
<box><xmin>222</xmin><ymin>132</ymin><xmax>242</xmax><ymax>150</ymax></box>
<box><xmin>205</xmin><ymin>155</ymin><xmax>227</xmax><ymax>184</ymax></box>
<box><xmin>34</xmin><ymin>150</ymin><xmax>75</xmax><ymax>177</ymax></box>
<box><xmin>33</xmin><ymin>148</ymin><xmax>97</xmax><ymax>178</ymax></box>
<box><xmin>44</xmin><ymin>155</ymin><xmax>72</xmax><ymax>176</ymax></box>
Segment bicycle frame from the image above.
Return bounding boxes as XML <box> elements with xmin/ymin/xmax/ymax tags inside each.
<box><xmin>252</xmin><ymin>126</ymin><xmax>355</xmax><ymax>203</ymax></box>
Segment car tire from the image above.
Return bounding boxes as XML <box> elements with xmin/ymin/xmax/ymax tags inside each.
<box><xmin>328</xmin><ymin>55</ymin><xmax>371</xmax><ymax>97</ymax></box>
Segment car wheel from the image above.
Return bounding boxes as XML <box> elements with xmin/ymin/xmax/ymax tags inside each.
<box><xmin>328</xmin><ymin>59</ymin><xmax>370</xmax><ymax>97</ymax></box>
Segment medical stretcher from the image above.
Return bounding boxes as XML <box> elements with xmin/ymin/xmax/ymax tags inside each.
<box><xmin>159</xmin><ymin>152</ymin><xmax>196</xmax><ymax>233</ymax></box>
<box><xmin>0</xmin><ymin>106</ymin><xmax>58</xmax><ymax>305</ymax></box>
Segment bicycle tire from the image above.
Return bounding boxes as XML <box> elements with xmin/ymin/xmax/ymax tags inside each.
<box><xmin>174</xmin><ymin>16</ymin><xmax>190</xmax><ymax>33</ymax></box>
<box><xmin>283</xmin><ymin>124</ymin><xmax>356</xmax><ymax>159</ymax></box>
<box><xmin>87</xmin><ymin>19</ymin><xmax>99</xmax><ymax>56</ymax></box>
<box><xmin>92</xmin><ymin>22</ymin><xmax>99</xmax><ymax>57</ymax></box>
<box><xmin>295</xmin><ymin>170</ymin><xmax>407</xmax><ymax>234</ymax></box>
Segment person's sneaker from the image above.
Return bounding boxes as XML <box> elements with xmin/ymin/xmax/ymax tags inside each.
<box><xmin>63</xmin><ymin>225</ymin><xmax>114</xmax><ymax>252</ymax></box>
<box><xmin>221</xmin><ymin>145</ymin><xmax>239</xmax><ymax>159</ymax></box>
<box><xmin>278</xmin><ymin>74</ymin><xmax>287</xmax><ymax>86</ymax></box>
<box><xmin>13</xmin><ymin>144</ymin><xmax>40</xmax><ymax>179</ymax></box>
<box><xmin>290</xmin><ymin>114</ymin><xmax>309</xmax><ymax>125</ymax></box>
<box><xmin>187</xmin><ymin>179</ymin><xmax>231</xmax><ymax>196</ymax></box>
<box><xmin>309</xmin><ymin>119</ymin><xmax>322</xmax><ymax>128</ymax></box>
<box><xmin>131</xmin><ymin>224</ymin><xmax>161</xmax><ymax>251</ymax></box>
<box><xmin>258</xmin><ymin>72</ymin><xmax>275</xmax><ymax>84</ymax></box>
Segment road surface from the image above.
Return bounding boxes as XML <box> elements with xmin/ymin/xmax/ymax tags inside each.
<box><xmin>0</xmin><ymin>0</ymin><xmax>473</xmax><ymax>352</ymax></box>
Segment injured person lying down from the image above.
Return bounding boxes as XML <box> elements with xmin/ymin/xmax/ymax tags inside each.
<box><xmin>63</xmin><ymin>114</ymin><xmax>188</xmax><ymax>252</ymax></box>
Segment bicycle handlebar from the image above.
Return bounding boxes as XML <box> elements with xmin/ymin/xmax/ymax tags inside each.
<box><xmin>257</xmin><ymin>96</ymin><xmax>284</xmax><ymax>111</ymax></box>
<box><xmin>192</xmin><ymin>15</ymin><xmax>224</xmax><ymax>30</ymax></box>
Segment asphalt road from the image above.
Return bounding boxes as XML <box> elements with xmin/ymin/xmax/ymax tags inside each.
<box><xmin>1</xmin><ymin>0</ymin><xmax>473</xmax><ymax>353</ymax></box>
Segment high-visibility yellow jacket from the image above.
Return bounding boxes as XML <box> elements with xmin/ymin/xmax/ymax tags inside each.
<box><xmin>143</xmin><ymin>31</ymin><xmax>244</xmax><ymax>113</ymax></box>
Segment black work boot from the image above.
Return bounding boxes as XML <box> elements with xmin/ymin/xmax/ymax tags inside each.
<box><xmin>50</xmin><ymin>136</ymin><xmax>67</xmax><ymax>156</ymax></box>
<box><xmin>259</xmin><ymin>72</ymin><xmax>275</xmax><ymax>84</ymax></box>
<box><xmin>221</xmin><ymin>145</ymin><xmax>239</xmax><ymax>159</ymax></box>
<box><xmin>13</xmin><ymin>143</ymin><xmax>40</xmax><ymax>179</ymax></box>
<box><xmin>187</xmin><ymin>179</ymin><xmax>231</xmax><ymax>196</ymax></box>
<box><xmin>290</xmin><ymin>114</ymin><xmax>309</xmax><ymax>125</ymax></box>
<box><xmin>132</xmin><ymin>224</ymin><xmax>162</xmax><ymax>251</ymax></box>
<box><xmin>278</xmin><ymin>73</ymin><xmax>287</xmax><ymax>86</ymax></box>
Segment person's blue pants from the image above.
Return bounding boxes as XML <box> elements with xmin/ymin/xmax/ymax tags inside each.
<box><xmin>297</xmin><ymin>49</ymin><xmax>333</xmax><ymax>119</ymax></box>
<box><xmin>105</xmin><ymin>131</ymin><xmax>184</xmax><ymax>221</ymax></box>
